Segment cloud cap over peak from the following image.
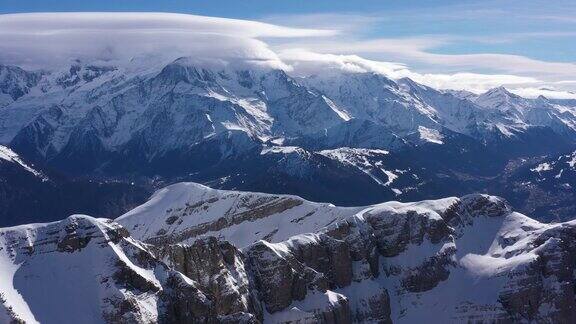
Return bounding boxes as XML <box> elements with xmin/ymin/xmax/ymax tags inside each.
<box><xmin>0</xmin><ymin>11</ymin><xmax>574</xmax><ymax>98</ymax></box>
<box><xmin>0</xmin><ymin>12</ymin><xmax>336</xmax><ymax>38</ymax></box>
<box><xmin>0</xmin><ymin>12</ymin><xmax>335</xmax><ymax>69</ymax></box>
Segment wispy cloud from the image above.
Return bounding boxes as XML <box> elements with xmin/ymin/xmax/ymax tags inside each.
<box><xmin>261</xmin><ymin>4</ymin><xmax>576</xmax><ymax>95</ymax></box>
<box><xmin>262</xmin><ymin>13</ymin><xmax>384</xmax><ymax>33</ymax></box>
<box><xmin>529</xmin><ymin>15</ymin><xmax>576</xmax><ymax>24</ymax></box>
<box><xmin>0</xmin><ymin>11</ymin><xmax>574</xmax><ymax>97</ymax></box>
<box><xmin>280</xmin><ymin>49</ymin><xmax>540</xmax><ymax>93</ymax></box>
<box><xmin>275</xmin><ymin>36</ymin><xmax>576</xmax><ymax>77</ymax></box>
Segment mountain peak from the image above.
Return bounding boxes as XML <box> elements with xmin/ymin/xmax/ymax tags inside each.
<box><xmin>535</xmin><ymin>94</ymin><xmax>550</xmax><ymax>104</ymax></box>
<box><xmin>443</xmin><ymin>89</ymin><xmax>478</xmax><ymax>101</ymax></box>
<box><xmin>475</xmin><ymin>85</ymin><xmax>525</xmax><ymax>110</ymax></box>
<box><xmin>484</xmin><ymin>86</ymin><xmax>513</xmax><ymax>97</ymax></box>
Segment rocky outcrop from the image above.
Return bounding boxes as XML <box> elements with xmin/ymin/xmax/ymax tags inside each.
<box><xmin>154</xmin><ymin>235</ymin><xmax>354</xmax><ymax>323</ymax></box>
<box><xmin>495</xmin><ymin>225</ymin><xmax>576</xmax><ymax>322</ymax></box>
<box><xmin>145</xmin><ymin>195</ymin><xmax>303</xmax><ymax>246</ymax></box>
<box><xmin>155</xmin><ymin>237</ymin><xmax>259</xmax><ymax>320</ymax></box>
<box><xmin>0</xmin><ymin>215</ymin><xmax>230</xmax><ymax>324</ymax></box>
<box><xmin>3</xmin><ymin>192</ymin><xmax>576</xmax><ymax>323</ymax></box>
<box><xmin>157</xmin><ymin>273</ymin><xmax>218</xmax><ymax>324</ymax></box>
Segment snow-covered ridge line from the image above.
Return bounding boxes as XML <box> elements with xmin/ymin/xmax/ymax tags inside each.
<box><xmin>1</xmin><ymin>58</ymin><xmax>575</xmax><ymax>160</ymax></box>
<box><xmin>1</xmin><ymin>58</ymin><xmax>576</xmax><ymax>223</ymax></box>
<box><xmin>116</xmin><ymin>182</ymin><xmax>365</xmax><ymax>248</ymax></box>
<box><xmin>0</xmin><ymin>145</ymin><xmax>46</xmax><ymax>180</ymax></box>
<box><xmin>115</xmin><ymin>181</ymin><xmax>494</xmax><ymax>250</ymax></box>
<box><xmin>138</xmin><ymin>186</ymin><xmax>576</xmax><ymax>322</ymax></box>
<box><xmin>3</xmin><ymin>182</ymin><xmax>576</xmax><ymax>323</ymax></box>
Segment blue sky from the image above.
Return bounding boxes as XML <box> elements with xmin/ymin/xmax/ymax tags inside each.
<box><xmin>1</xmin><ymin>0</ymin><xmax>575</xmax><ymax>96</ymax></box>
<box><xmin>0</xmin><ymin>0</ymin><xmax>475</xmax><ymax>16</ymax></box>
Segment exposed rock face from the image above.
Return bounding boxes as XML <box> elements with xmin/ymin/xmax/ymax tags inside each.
<box><xmin>155</xmin><ymin>237</ymin><xmax>259</xmax><ymax>320</ymax></box>
<box><xmin>242</xmin><ymin>235</ymin><xmax>373</xmax><ymax>323</ymax></box>
<box><xmin>3</xmin><ymin>189</ymin><xmax>576</xmax><ymax>323</ymax></box>
<box><xmin>494</xmin><ymin>225</ymin><xmax>576</xmax><ymax>323</ymax></box>
<box><xmin>147</xmin><ymin>196</ymin><xmax>303</xmax><ymax>246</ymax></box>
<box><xmin>154</xmin><ymin>235</ymin><xmax>354</xmax><ymax>323</ymax></box>
<box><xmin>157</xmin><ymin>273</ymin><xmax>218</xmax><ymax>324</ymax></box>
<box><xmin>0</xmin><ymin>215</ymin><xmax>220</xmax><ymax>324</ymax></box>
<box><xmin>0</xmin><ymin>65</ymin><xmax>42</xmax><ymax>104</ymax></box>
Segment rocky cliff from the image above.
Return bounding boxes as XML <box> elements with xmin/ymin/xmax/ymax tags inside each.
<box><xmin>1</xmin><ymin>188</ymin><xmax>576</xmax><ymax>323</ymax></box>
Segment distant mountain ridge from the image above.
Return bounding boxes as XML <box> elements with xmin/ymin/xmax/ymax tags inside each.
<box><xmin>0</xmin><ymin>144</ymin><xmax>150</xmax><ymax>226</ymax></box>
<box><xmin>1</xmin><ymin>58</ymin><xmax>575</xmax><ymax>170</ymax></box>
<box><xmin>1</xmin><ymin>58</ymin><xmax>575</xmax><ymax>223</ymax></box>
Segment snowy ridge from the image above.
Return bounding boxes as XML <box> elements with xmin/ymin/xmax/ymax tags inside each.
<box><xmin>250</xmin><ymin>194</ymin><xmax>576</xmax><ymax>322</ymax></box>
<box><xmin>117</xmin><ymin>182</ymin><xmax>363</xmax><ymax>248</ymax></box>
<box><xmin>0</xmin><ymin>145</ymin><xmax>45</xmax><ymax>179</ymax></box>
<box><xmin>474</xmin><ymin>86</ymin><xmax>576</xmax><ymax>138</ymax></box>
<box><xmin>0</xmin><ymin>215</ymin><xmax>164</xmax><ymax>323</ymax></box>
<box><xmin>2</xmin><ymin>183</ymin><xmax>576</xmax><ymax>322</ymax></box>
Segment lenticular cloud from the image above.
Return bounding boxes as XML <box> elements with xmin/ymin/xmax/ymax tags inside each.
<box><xmin>0</xmin><ymin>12</ymin><xmax>335</xmax><ymax>69</ymax></box>
<box><xmin>0</xmin><ymin>12</ymin><xmax>572</xmax><ymax>97</ymax></box>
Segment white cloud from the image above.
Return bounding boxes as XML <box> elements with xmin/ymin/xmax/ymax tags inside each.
<box><xmin>275</xmin><ymin>36</ymin><xmax>576</xmax><ymax>78</ymax></box>
<box><xmin>409</xmin><ymin>73</ymin><xmax>539</xmax><ymax>94</ymax></box>
<box><xmin>0</xmin><ymin>12</ymin><xmax>335</xmax><ymax>69</ymax></box>
<box><xmin>279</xmin><ymin>49</ymin><xmax>410</xmax><ymax>77</ymax></box>
<box><xmin>510</xmin><ymin>88</ymin><xmax>576</xmax><ymax>99</ymax></box>
<box><xmin>0</xmin><ymin>12</ymin><xmax>575</xmax><ymax>98</ymax></box>
<box><xmin>280</xmin><ymin>49</ymin><xmax>539</xmax><ymax>93</ymax></box>
<box><xmin>0</xmin><ymin>12</ymin><xmax>336</xmax><ymax>38</ymax></box>
<box><xmin>410</xmin><ymin>52</ymin><xmax>576</xmax><ymax>78</ymax></box>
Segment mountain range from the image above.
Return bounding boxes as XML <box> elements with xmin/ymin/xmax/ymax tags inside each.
<box><xmin>1</xmin><ymin>58</ymin><xmax>576</xmax><ymax>225</ymax></box>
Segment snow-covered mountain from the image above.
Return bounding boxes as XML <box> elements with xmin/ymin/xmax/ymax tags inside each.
<box><xmin>116</xmin><ymin>182</ymin><xmax>364</xmax><ymax>247</ymax></box>
<box><xmin>474</xmin><ymin>87</ymin><xmax>576</xmax><ymax>139</ymax></box>
<box><xmin>0</xmin><ymin>65</ymin><xmax>42</xmax><ymax>108</ymax></box>
<box><xmin>1</xmin><ymin>59</ymin><xmax>575</xmax><ymax>173</ymax></box>
<box><xmin>1</xmin><ymin>58</ymin><xmax>576</xmax><ymax>221</ymax></box>
<box><xmin>2</xmin><ymin>183</ymin><xmax>576</xmax><ymax>323</ymax></box>
<box><xmin>2</xmin><ymin>60</ymin><xmax>349</xmax><ymax>167</ymax></box>
<box><xmin>0</xmin><ymin>214</ymin><xmax>226</xmax><ymax>323</ymax></box>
